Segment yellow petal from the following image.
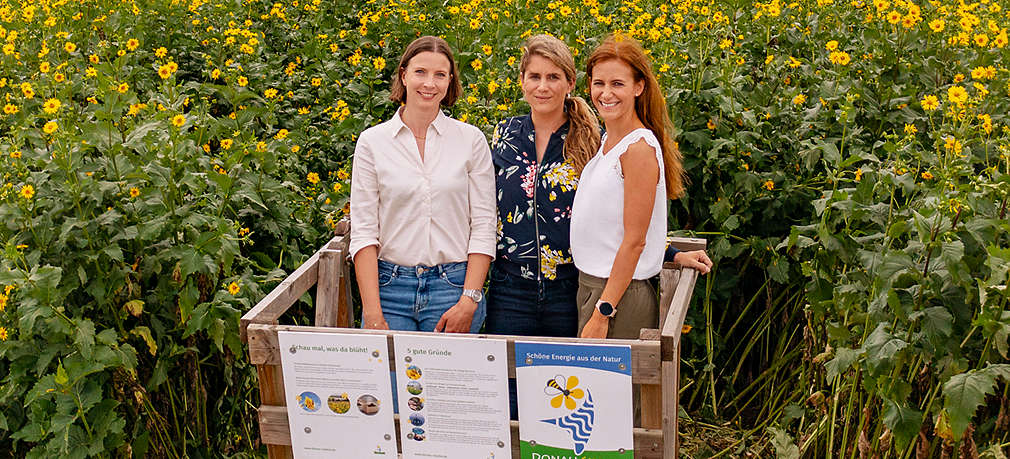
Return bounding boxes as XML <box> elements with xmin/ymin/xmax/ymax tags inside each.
<box><xmin>565</xmin><ymin>396</ymin><xmax>576</xmax><ymax>410</ymax></box>
<box><xmin>551</xmin><ymin>394</ymin><xmax>564</xmax><ymax>408</ymax></box>
<box><xmin>570</xmin><ymin>388</ymin><xmax>584</xmax><ymax>399</ymax></box>
<box><xmin>566</xmin><ymin>375</ymin><xmax>579</xmax><ymax>390</ymax></box>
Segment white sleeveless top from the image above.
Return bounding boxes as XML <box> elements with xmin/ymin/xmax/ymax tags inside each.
<box><xmin>570</xmin><ymin>128</ymin><xmax>667</xmax><ymax>279</ymax></box>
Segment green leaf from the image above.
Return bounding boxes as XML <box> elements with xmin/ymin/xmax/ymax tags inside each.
<box><xmin>55</xmin><ymin>363</ymin><xmax>68</xmax><ymax>386</ymax></box>
<box><xmin>75</xmin><ymin>319</ymin><xmax>96</xmax><ymax>360</ymax></box>
<box><xmin>862</xmin><ymin>324</ymin><xmax>907</xmax><ymax>374</ymax></box>
<box><xmin>942</xmin><ymin>364</ymin><xmax>1010</xmax><ymax>441</ymax></box>
<box><xmin>767</xmin><ymin>426</ymin><xmax>800</xmax><ymax>459</ymax></box>
<box><xmin>825</xmin><ymin>347</ymin><xmax>862</xmax><ymax>380</ymax></box>
<box><xmin>130</xmin><ymin>326</ymin><xmax>158</xmax><ymax>356</ymax></box>
<box><xmin>882</xmin><ymin>399</ymin><xmax>922</xmax><ymax>451</ymax></box>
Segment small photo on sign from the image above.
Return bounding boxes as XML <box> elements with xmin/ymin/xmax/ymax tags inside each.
<box><xmin>405</xmin><ymin>365</ymin><xmax>423</xmax><ymax>380</ymax></box>
<box><xmin>328</xmin><ymin>393</ymin><xmax>350</xmax><ymax>414</ymax></box>
<box><xmin>297</xmin><ymin>392</ymin><xmax>320</xmax><ymax>412</ymax></box>
<box><xmin>406</xmin><ymin>381</ymin><xmax>423</xmax><ymax>395</ymax></box>
<box><xmin>408</xmin><ymin>396</ymin><xmax>424</xmax><ymax>411</ymax></box>
<box><xmin>357</xmin><ymin>394</ymin><xmax>380</xmax><ymax>415</ymax></box>
<box><xmin>409</xmin><ymin>413</ymin><xmax>425</xmax><ymax>427</ymax></box>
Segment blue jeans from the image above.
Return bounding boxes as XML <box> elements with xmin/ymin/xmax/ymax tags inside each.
<box><xmin>484</xmin><ymin>263</ymin><xmax>579</xmax><ymax>337</ymax></box>
<box><xmin>484</xmin><ymin>262</ymin><xmax>578</xmax><ymax>419</ymax></box>
<box><xmin>374</xmin><ymin>259</ymin><xmax>486</xmax><ymax>333</ymax></box>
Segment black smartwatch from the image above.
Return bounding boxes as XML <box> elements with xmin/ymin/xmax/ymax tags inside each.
<box><xmin>595</xmin><ymin>300</ymin><xmax>617</xmax><ymax>318</ymax></box>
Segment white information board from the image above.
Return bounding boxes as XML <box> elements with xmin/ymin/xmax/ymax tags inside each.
<box><xmin>278</xmin><ymin>331</ymin><xmax>397</xmax><ymax>458</ymax></box>
<box><xmin>515</xmin><ymin>341</ymin><xmax>634</xmax><ymax>458</ymax></box>
<box><xmin>393</xmin><ymin>334</ymin><xmax>511</xmax><ymax>459</ymax></box>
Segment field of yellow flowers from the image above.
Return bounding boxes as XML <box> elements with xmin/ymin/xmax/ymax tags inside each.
<box><xmin>1</xmin><ymin>0</ymin><xmax>1008</xmax><ymax>457</ymax></box>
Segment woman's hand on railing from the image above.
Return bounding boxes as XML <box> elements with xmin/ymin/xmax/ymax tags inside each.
<box><xmin>673</xmin><ymin>250</ymin><xmax>713</xmax><ymax>274</ymax></box>
<box><xmin>579</xmin><ymin>313</ymin><xmax>610</xmax><ymax>339</ymax></box>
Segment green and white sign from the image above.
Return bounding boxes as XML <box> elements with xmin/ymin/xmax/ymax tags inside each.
<box><xmin>516</xmin><ymin>341</ymin><xmax>634</xmax><ymax>458</ymax></box>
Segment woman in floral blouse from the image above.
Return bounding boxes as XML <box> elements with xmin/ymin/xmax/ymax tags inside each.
<box><xmin>486</xmin><ymin>34</ymin><xmax>601</xmax><ymax>337</ymax></box>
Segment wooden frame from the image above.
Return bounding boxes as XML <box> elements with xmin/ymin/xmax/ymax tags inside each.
<box><xmin>240</xmin><ymin>225</ymin><xmax>705</xmax><ymax>459</ymax></box>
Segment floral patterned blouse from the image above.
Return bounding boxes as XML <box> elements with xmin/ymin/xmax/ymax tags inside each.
<box><xmin>491</xmin><ymin>115</ymin><xmax>579</xmax><ymax>281</ymax></box>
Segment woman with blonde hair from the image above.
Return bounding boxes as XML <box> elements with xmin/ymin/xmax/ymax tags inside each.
<box><xmin>486</xmin><ymin>34</ymin><xmax>601</xmax><ymax>338</ymax></box>
<box><xmin>350</xmin><ymin>35</ymin><xmax>495</xmax><ymax>334</ymax></box>
<box><xmin>572</xmin><ymin>34</ymin><xmax>711</xmax><ymax>340</ymax></box>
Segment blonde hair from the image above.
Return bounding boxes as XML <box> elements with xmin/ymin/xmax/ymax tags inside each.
<box><xmin>586</xmin><ymin>34</ymin><xmax>685</xmax><ymax>198</ymax></box>
<box><xmin>519</xmin><ymin>34</ymin><xmax>600</xmax><ymax>175</ymax></box>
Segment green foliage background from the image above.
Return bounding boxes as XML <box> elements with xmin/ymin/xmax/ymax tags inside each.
<box><xmin>1</xmin><ymin>0</ymin><xmax>1008</xmax><ymax>457</ymax></box>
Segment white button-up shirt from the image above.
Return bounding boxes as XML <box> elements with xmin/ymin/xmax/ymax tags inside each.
<box><xmin>349</xmin><ymin>109</ymin><xmax>497</xmax><ymax>267</ymax></box>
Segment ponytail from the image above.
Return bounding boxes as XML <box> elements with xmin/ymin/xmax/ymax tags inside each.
<box><xmin>563</xmin><ymin>95</ymin><xmax>601</xmax><ymax>175</ymax></box>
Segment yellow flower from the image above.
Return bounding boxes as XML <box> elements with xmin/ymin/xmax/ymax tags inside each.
<box><xmin>274</xmin><ymin>129</ymin><xmax>289</xmax><ymax>140</ymax></box>
<box><xmin>885</xmin><ymin>10</ymin><xmax>901</xmax><ymax>24</ymax></box>
<box><xmin>469</xmin><ymin>18</ymin><xmax>480</xmax><ymax>29</ymax></box>
<box><xmin>471</xmin><ymin>59</ymin><xmax>483</xmax><ymax>71</ymax></box>
<box><xmin>311</xmin><ymin>77</ymin><xmax>322</xmax><ymax>87</ymax></box>
<box><xmin>793</xmin><ymin>94</ymin><xmax>807</xmax><ymax>105</ymax></box>
<box><xmin>9</xmin><ymin>150</ymin><xmax>21</xmax><ymax>159</ymax></box>
<box><xmin>126</xmin><ymin>38</ymin><xmax>139</xmax><ymax>51</ymax></box>
<box><xmin>307</xmin><ymin>172</ymin><xmax>320</xmax><ymax>184</ymax></box>
<box><xmin>158</xmin><ymin>65</ymin><xmax>173</xmax><ymax>79</ymax></box>
<box><xmin>129</xmin><ymin>187</ymin><xmax>140</xmax><ymax>198</ymax></box>
<box><xmin>171</xmin><ymin>114</ymin><xmax>186</xmax><ymax>127</ymax></box>
<box><xmin>237</xmin><ymin>76</ymin><xmax>248</xmax><ymax>87</ymax></box>
<box><xmin>508</xmin><ymin>56</ymin><xmax>516</xmax><ymax>67</ymax></box>
<box><xmin>20</xmin><ymin>184</ymin><xmax>35</xmax><ymax>199</ymax></box>
<box><xmin>0</xmin><ymin>327</ymin><xmax>7</xmax><ymax>341</ymax></box>
<box><xmin>763</xmin><ymin>180</ymin><xmax>775</xmax><ymax>191</ymax></box>
<box><xmin>706</xmin><ymin>119</ymin><xmax>717</xmax><ymax>130</ymax></box>
<box><xmin>256</xmin><ymin>141</ymin><xmax>267</xmax><ymax>152</ymax></box>
<box><xmin>337</xmin><ymin>168</ymin><xmax>349</xmax><ymax>180</ymax></box>
<box><xmin>155</xmin><ymin>47</ymin><xmax>167</xmax><ymax>58</ymax></box>
<box><xmin>333</xmin><ymin>182</ymin><xmax>343</xmax><ymax>193</ymax></box>
<box><xmin>929</xmin><ymin>19</ymin><xmax>944</xmax><ymax>32</ymax></box>
<box><xmin>372</xmin><ymin>57</ymin><xmax>385</xmax><ymax>71</ymax></box>
<box><xmin>39</xmin><ymin>61</ymin><xmax>50</xmax><ymax>73</ymax></box>
<box><xmin>482</xmin><ymin>44</ymin><xmax>492</xmax><ymax>55</ymax></box>
<box><xmin>825</xmin><ymin>40</ymin><xmax>838</xmax><ymax>51</ymax></box>
<box><xmin>829</xmin><ymin>51</ymin><xmax>851</xmax><ymax>65</ymax></box>
<box><xmin>86</xmin><ymin>67</ymin><xmax>98</xmax><ymax>77</ymax></box>
<box><xmin>788</xmin><ymin>56</ymin><xmax>801</xmax><ymax>68</ymax></box>
<box><xmin>854</xmin><ymin>169</ymin><xmax>863</xmax><ymax>182</ymax></box>
<box><xmin>43</xmin><ymin>121</ymin><xmax>58</xmax><ymax>134</ymax></box>
<box><xmin>946</xmin><ymin>86</ymin><xmax>968</xmax><ymax>105</ymax></box>
<box><xmin>903</xmin><ymin>123</ymin><xmax>917</xmax><ymax>134</ymax></box>
<box><xmin>118</xmin><ymin>82</ymin><xmax>129</xmax><ymax>93</ymax></box>
<box><xmin>89</xmin><ymin>54</ymin><xmax>100</xmax><ymax>64</ymax></box>
<box><xmin>228</xmin><ymin>282</ymin><xmax>241</xmax><ymax>295</ymax></box>
<box><xmin>220</xmin><ymin>138</ymin><xmax>234</xmax><ymax>150</ymax></box>
<box><xmin>17</xmin><ymin>83</ymin><xmax>30</xmax><ymax>98</ymax></box>
<box><xmin>264</xmin><ymin>88</ymin><xmax>278</xmax><ymax>99</ymax></box>
<box><xmin>64</xmin><ymin>42</ymin><xmax>76</xmax><ymax>53</ymax></box>
<box><xmin>921</xmin><ymin>171</ymin><xmax>933</xmax><ymax>180</ymax></box>
<box><xmin>974</xmin><ymin>34</ymin><xmax>988</xmax><ymax>47</ymax></box>
<box><xmin>211</xmin><ymin>69</ymin><xmax>221</xmax><ymax>80</ymax></box>
<box><xmin>43</xmin><ymin>98</ymin><xmax>61</xmax><ymax>114</ymax></box>
<box><xmin>3</xmin><ymin>103</ymin><xmax>19</xmax><ymax>115</ymax></box>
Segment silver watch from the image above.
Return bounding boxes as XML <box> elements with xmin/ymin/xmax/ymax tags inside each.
<box><xmin>462</xmin><ymin>288</ymin><xmax>484</xmax><ymax>303</ymax></box>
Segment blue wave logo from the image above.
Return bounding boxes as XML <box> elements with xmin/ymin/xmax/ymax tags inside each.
<box><xmin>540</xmin><ymin>390</ymin><xmax>595</xmax><ymax>454</ymax></box>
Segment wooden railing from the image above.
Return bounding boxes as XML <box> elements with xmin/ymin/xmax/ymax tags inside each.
<box><xmin>240</xmin><ymin>223</ymin><xmax>706</xmax><ymax>459</ymax></box>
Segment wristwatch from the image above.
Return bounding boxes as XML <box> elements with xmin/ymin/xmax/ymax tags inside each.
<box><xmin>462</xmin><ymin>288</ymin><xmax>484</xmax><ymax>303</ymax></box>
<box><xmin>595</xmin><ymin>300</ymin><xmax>617</xmax><ymax>318</ymax></box>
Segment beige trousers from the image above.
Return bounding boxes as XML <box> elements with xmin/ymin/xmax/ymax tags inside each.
<box><xmin>576</xmin><ymin>271</ymin><xmax>659</xmax><ymax>339</ymax></box>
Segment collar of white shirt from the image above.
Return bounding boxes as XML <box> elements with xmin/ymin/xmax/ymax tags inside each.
<box><xmin>389</xmin><ymin>106</ymin><xmax>450</xmax><ymax>138</ymax></box>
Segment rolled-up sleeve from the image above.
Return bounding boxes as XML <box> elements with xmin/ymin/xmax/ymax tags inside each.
<box><xmin>466</xmin><ymin>129</ymin><xmax>497</xmax><ymax>258</ymax></box>
<box><xmin>349</xmin><ymin>133</ymin><xmax>380</xmax><ymax>259</ymax></box>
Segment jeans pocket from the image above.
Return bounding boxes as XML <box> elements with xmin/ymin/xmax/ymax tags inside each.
<box><xmin>489</xmin><ymin>266</ymin><xmax>509</xmax><ymax>283</ymax></box>
<box><xmin>441</xmin><ymin>269</ymin><xmax>466</xmax><ymax>289</ymax></box>
<box><xmin>378</xmin><ymin>270</ymin><xmax>396</xmax><ymax>287</ymax></box>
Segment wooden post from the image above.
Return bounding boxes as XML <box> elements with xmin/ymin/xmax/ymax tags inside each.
<box><xmin>314</xmin><ymin>249</ymin><xmax>340</xmax><ymax>327</ymax></box>
<box><xmin>257</xmin><ymin>364</ymin><xmax>293</xmax><ymax>459</ymax></box>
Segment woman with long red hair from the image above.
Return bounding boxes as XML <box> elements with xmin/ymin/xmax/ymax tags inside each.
<box><xmin>571</xmin><ymin>34</ymin><xmax>711</xmax><ymax>339</ymax></box>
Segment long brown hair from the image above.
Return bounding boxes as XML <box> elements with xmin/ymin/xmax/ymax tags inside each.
<box><xmin>586</xmin><ymin>34</ymin><xmax>684</xmax><ymax>198</ymax></box>
<box><xmin>389</xmin><ymin>36</ymin><xmax>462</xmax><ymax>107</ymax></box>
<box><xmin>519</xmin><ymin>34</ymin><xmax>600</xmax><ymax>174</ymax></box>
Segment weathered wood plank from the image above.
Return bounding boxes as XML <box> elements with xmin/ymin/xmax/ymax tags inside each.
<box><xmin>256</xmin><ymin>365</ymin><xmax>292</xmax><ymax>458</ymax></box>
<box><xmin>658</xmin><ymin>268</ymin><xmax>681</xmax><ymax>330</ymax></box>
<box><xmin>314</xmin><ymin>250</ymin><xmax>341</xmax><ymax>327</ymax></box>
<box><xmin>240</xmin><ymin>252</ymin><xmax>320</xmax><ymax>343</ymax></box>
<box><xmin>663</xmin><ymin>353</ymin><xmax>680</xmax><ymax>458</ymax></box>
<box><xmin>258</xmin><ymin>405</ymin><xmax>664</xmax><ymax>457</ymax></box>
<box><xmin>660</xmin><ymin>268</ymin><xmax>699</xmax><ymax>362</ymax></box>
<box><xmin>666</xmin><ymin>236</ymin><xmax>708</xmax><ymax>253</ymax></box>
<box><xmin>247</xmin><ymin>324</ymin><xmax>662</xmax><ymax>384</ymax></box>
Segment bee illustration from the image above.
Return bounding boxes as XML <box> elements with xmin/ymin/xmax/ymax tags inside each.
<box><xmin>545</xmin><ymin>375</ymin><xmax>584</xmax><ymax>410</ymax></box>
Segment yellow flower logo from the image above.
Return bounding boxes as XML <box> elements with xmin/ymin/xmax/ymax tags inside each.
<box><xmin>546</xmin><ymin>375</ymin><xmax>584</xmax><ymax>410</ymax></box>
